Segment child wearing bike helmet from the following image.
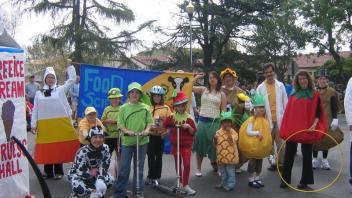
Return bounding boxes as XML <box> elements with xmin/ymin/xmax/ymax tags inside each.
<box><xmin>145</xmin><ymin>85</ymin><xmax>172</xmax><ymax>185</ymax></box>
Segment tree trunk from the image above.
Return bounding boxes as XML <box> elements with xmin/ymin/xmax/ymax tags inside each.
<box><xmin>327</xmin><ymin>28</ymin><xmax>344</xmax><ymax>83</ymax></box>
<box><xmin>73</xmin><ymin>0</ymin><xmax>83</xmax><ymax>63</ymax></box>
<box><xmin>203</xmin><ymin>45</ymin><xmax>212</xmax><ymax>67</ymax></box>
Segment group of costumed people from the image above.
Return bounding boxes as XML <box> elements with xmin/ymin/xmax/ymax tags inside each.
<box><xmin>29</xmin><ymin>63</ymin><xmax>348</xmax><ymax>198</ymax></box>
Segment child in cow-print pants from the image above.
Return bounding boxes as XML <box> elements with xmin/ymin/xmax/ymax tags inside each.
<box><xmin>68</xmin><ymin>126</ymin><xmax>114</xmax><ymax>197</ymax></box>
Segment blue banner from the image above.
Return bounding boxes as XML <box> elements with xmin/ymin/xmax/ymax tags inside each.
<box><xmin>78</xmin><ymin>64</ymin><xmax>161</xmax><ymax>117</ymax></box>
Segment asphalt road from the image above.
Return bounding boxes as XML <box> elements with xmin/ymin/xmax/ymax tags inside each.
<box><xmin>29</xmin><ymin>115</ymin><xmax>351</xmax><ymax>198</ymax></box>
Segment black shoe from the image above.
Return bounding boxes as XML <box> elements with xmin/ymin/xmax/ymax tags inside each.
<box><xmin>54</xmin><ymin>174</ymin><xmax>63</xmax><ymax>180</ymax></box>
<box><xmin>255</xmin><ymin>180</ymin><xmax>264</xmax><ymax>187</ymax></box>
<box><xmin>248</xmin><ymin>181</ymin><xmax>261</xmax><ymax>188</ymax></box>
<box><xmin>211</xmin><ymin>162</ymin><xmax>218</xmax><ymax>172</ymax></box>
<box><xmin>145</xmin><ymin>178</ymin><xmax>153</xmax><ymax>185</ymax></box>
<box><xmin>297</xmin><ymin>184</ymin><xmax>308</xmax><ymax>190</ymax></box>
<box><xmin>267</xmin><ymin>164</ymin><xmax>276</xmax><ymax>171</ymax></box>
<box><xmin>349</xmin><ymin>178</ymin><xmax>352</xmax><ymax>185</ymax></box>
<box><xmin>42</xmin><ymin>173</ymin><xmax>53</xmax><ymax>179</ymax></box>
<box><xmin>280</xmin><ymin>183</ymin><xmax>288</xmax><ymax>188</ymax></box>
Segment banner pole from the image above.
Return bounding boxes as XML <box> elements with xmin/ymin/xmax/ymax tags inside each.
<box><xmin>11</xmin><ymin>136</ymin><xmax>52</xmax><ymax>198</ymax></box>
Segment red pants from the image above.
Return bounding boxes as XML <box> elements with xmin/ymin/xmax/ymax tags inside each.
<box><xmin>172</xmin><ymin>146</ymin><xmax>191</xmax><ymax>186</ymax></box>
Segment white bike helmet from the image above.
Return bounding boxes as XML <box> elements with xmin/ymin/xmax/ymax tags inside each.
<box><xmin>150</xmin><ymin>85</ymin><xmax>165</xmax><ymax>95</ymax></box>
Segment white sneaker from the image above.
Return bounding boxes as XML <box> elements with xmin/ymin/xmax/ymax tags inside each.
<box><xmin>195</xmin><ymin>169</ymin><xmax>202</xmax><ymax>177</ymax></box>
<box><xmin>183</xmin><ymin>185</ymin><xmax>196</xmax><ymax>196</ymax></box>
<box><xmin>269</xmin><ymin>155</ymin><xmax>276</xmax><ymax>165</ymax></box>
<box><xmin>321</xmin><ymin>159</ymin><xmax>331</xmax><ymax>170</ymax></box>
<box><xmin>312</xmin><ymin>158</ymin><xmax>319</xmax><ymax>169</ymax></box>
<box><xmin>235</xmin><ymin>168</ymin><xmax>242</xmax><ymax>173</ymax></box>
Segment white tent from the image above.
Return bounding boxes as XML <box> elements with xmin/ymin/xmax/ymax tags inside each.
<box><xmin>0</xmin><ymin>22</ymin><xmax>20</xmax><ymax>48</ymax></box>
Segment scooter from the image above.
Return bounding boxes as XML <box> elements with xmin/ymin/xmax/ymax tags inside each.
<box><xmin>152</xmin><ymin>124</ymin><xmax>186</xmax><ymax>195</ymax></box>
<box><xmin>125</xmin><ymin>131</ymin><xmax>149</xmax><ymax>198</ymax></box>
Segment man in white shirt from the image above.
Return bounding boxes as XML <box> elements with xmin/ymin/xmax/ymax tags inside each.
<box><xmin>344</xmin><ymin>76</ymin><xmax>352</xmax><ymax>186</ymax></box>
<box><xmin>257</xmin><ymin>63</ymin><xmax>288</xmax><ymax>171</ymax></box>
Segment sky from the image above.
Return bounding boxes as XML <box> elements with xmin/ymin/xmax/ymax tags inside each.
<box><xmin>0</xmin><ymin>0</ymin><xmax>181</xmax><ymax>55</ymax></box>
<box><xmin>0</xmin><ymin>0</ymin><xmax>349</xmax><ymax>55</ymax></box>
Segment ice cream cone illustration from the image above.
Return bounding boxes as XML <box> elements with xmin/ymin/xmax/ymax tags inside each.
<box><xmin>1</xmin><ymin>100</ymin><xmax>15</xmax><ymax>141</ymax></box>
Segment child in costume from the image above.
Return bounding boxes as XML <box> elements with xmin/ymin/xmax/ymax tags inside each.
<box><xmin>146</xmin><ymin>85</ymin><xmax>172</xmax><ymax>185</ymax></box>
<box><xmin>78</xmin><ymin>107</ymin><xmax>105</xmax><ymax>145</ymax></box>
<box><xmin>68</xmin><ymin>126</ymin><xmax>114</xmax><ymax>198</ymax></box>
<box><xmin>112</xmin><ymin>82</ymin><xmax>153</xmax><ymax>198</ymax></box>
<box><xmin>101</xmin><ymin>88</ymin><xmax>123</xmax><ymax>154</ymax></box>
<box><xmin>244</xmin><ymin>92</ymin><xmax>272</xmax><ymax>188</ymax></box>
<box><xmin>214</xmin><ymin>111</ymin><xmax>239</xmax><ymax>192</ymax></box>
<box><xmin>163</xmin><ymin>91</ymin><xmax>197</xmax><ymax>195</ymax></box>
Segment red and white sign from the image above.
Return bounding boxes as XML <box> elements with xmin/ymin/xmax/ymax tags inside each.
<box><xmin>0</xmin><ymin>47</ymin><xmax>29</xmax><ymax>198</ymax></box>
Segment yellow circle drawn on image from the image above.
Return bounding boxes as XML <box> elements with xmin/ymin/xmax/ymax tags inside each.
<box><xmin>276</xmin><ymin>129</ymin><xmax>345</xmax><ymax>193</ymax></box>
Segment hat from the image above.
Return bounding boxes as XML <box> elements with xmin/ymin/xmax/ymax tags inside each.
<box><xmin>43</xmin><ymin>66</ymin><xmax>57</xmax><ymax>89</ymax></box>
<box><xmin>252</xmin><ymin>92</ymin><xmax>265</xmax><ymax>107</ymax></box>
<box><xmin>316</xmin><ymin>69</ymin><xmax>328</xmax><ymax>78</ymax></box>
<box><xmin>85</xmin><ymin>106</ymin><xmax>97</xmax><ymax>115</ymax></box>
<box><xmin>220</xmin><ymin>67</ymin><xmax>237</xmax><ymax>79</ymax></box>
<box><xmin>128</xmin><ymin>82</ymin><xmax>142</xmax><ymax>93</ymax></box>
<box><xmin>220</xmin><ymin>111</ymin><xmax>233</xmax><ymax>123</ymax></box>
<box><xmin>150</xmin><ymin>85</ymin><xmax>166</xmax><ymax>95</ymax></box>
<box><xmin>173</xmin><ymin>91</ymin><xmax>188</xmax><ymax>106</ymax></box>
<box><xmin>108</xmin><ymin>88</ymin><xmax>123</xmax><ymax>99</ymax></box>
<box><xmin>87</xmin><ymin>126</ymin><xmax>106</xmax><ymax>141</ymax></box>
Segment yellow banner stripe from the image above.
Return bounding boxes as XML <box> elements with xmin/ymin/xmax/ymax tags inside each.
<box><xmin>36</xmin><ymin>117</ymin><xmax>78</xmax><ymax>144</ymax></box>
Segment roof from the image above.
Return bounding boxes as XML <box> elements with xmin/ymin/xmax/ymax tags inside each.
<box><xmin>293</xmin><ymin>51</ymin><xmax>352</xmax><ymax>68</ymax></box>
<box><xmin>0</xmin><ymin>24</ymin><xmax>20</xmax><ymax>48</ymax></box>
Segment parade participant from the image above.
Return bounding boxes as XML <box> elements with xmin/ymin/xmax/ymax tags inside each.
<box><xmin>280</xmin><ymin>71</ymin><xmax>327</xmax><ymax>190</ymax></box>
<box><xmin>344</xmin><ymin>76</ymin><xmax>352</xmax><ymax>186</ymax></box>
<box><xmin>220</xmin><ymin>67</ymin><xmax>251</xmax><ymax>130</ymax></box>
<box><xmin>113</xmin><ymin>82</ymin><xmax>153</xmax><ymax>198</ymax></box>
<box><xmin>313</xmin><ymin>69</ymin><xmax>343</xmax><ymax>170</ymax></box>
<box><xmin>241</xmin><ymin>92</ymin><xmax>272</xmax><ymax>188</ymax></box>
<box><xmin>220</xmin><ymin>67</ymin><xmax>252</xmax><ymax>173</ymax></box>
<box><xmin>145</xmin><ymin>85</ymin><xmax>172</xmax><ymax>185</ymax></box>
<box><xmin>164</xmin><ymin>91</ymin><xmax>197</xmax><ymax>195</ymax></box>
<box><xmin>214</xmin><ymin>111</ymin><xmax>239</xmax><ymax>192</ymax></box>
<box><xmin>78</xmin><ymin>107</ymin><xmax>105</xmax><ymax>146</ymax></box>
<box><xmin>68</xmin><ymin>126</ymin><xmax>114</xmax><ymax>198</ymax></box>
<box><xmin>101</xmin><ymin>88</ymin><xmax>123</xmax><ymax>154</ymax></box>
<box><xmin>256</xmin><ymin>63</ymin><xmax>288</xmax><ymax>171</ymax></box>
<box><xmin>192</xmin><ymin>71</ymin><xmax>227</xmax><ymax>176</ymax></box>
<box><xmin>31</xmin><ymin>64</ymin><xmax>77</xmax><ymax>179</ymax></box>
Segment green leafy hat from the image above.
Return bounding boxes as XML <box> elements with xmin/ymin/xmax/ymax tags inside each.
<box><xmin>220</xmin><ymin>111</ymin><xmax>233</xmax><ymax>123</ymax></box>
<box><xmin>252</xmin><ymin>92</ymin><xmax>265</xmax><ymax>107</ymax></box>
<box><xmin>108</xmin><ymin>88</ymin><xmax>123</xmax><ymax>99</ymax></box>
<box><xmin>128</xmin><ymin>82</ymin><xmax>142</xmax><ymax>93</ymax></box>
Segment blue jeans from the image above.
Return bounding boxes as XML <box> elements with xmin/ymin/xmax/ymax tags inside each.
<box><xmin>219</xmin><ymin>164</ymin><xmax>236</xmax><ymax>189</ymax></box>
<box><xmin>112</xmin><ymin>144</ymin><xmax>148</xmax><ymax>198</ymax></box>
